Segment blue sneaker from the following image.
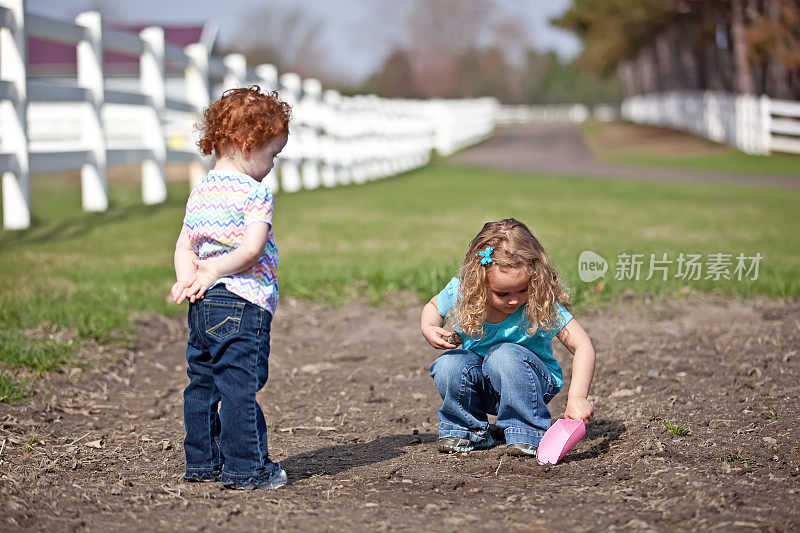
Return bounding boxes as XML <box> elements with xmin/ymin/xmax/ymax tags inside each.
<box><xmin>506</xmin><ymin>443</ymin><xmax>537</xmax><ymax>457</ymax></box>
<box><xmin>438</xmin><ymin>434</ymin><xmax>495</xmax><ymax>453</ymax></box>
<box><xmin>225</xmin><ymin>468</ymin><xmax>287</xmax><ymax>490</ymax></box>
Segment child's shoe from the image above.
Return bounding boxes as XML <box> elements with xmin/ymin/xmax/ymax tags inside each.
<box><xmin>182</xmin><ymin>472</ymin><xmax>219</xmax><ymax>483</ymax></box>
<box><xmin>506</xmin><ymin>442</ymin><xmax>537</xmax><ymax>457</ymax></box>
<box><xmin>438</xmin><ymin>433</ymin><xmax>494</xmax><ymax>453</ymax></box>
<box><xmin>224</xmin><ymin>468</ymin><xmax>287</xmax><ymax>490</ymax></box>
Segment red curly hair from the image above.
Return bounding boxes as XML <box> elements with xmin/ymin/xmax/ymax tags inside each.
<box><xmin>196</xmin><ymin>85</ymin><xmax>291</xmax><ymax>157</ymax></box>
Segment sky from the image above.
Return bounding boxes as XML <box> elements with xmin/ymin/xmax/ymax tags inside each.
<box><xmin>27</xmin><ymin>0</ymin><xmax>581</xmax><ymax>82</ymax></box>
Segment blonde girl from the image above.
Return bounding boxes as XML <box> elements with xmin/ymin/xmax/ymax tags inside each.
<box><xmin>421</xmin><ymin>218</ymin><xmax>595</xmax><ymax>455</ymax></box>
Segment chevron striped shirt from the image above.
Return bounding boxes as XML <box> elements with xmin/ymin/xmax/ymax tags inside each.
<box><xmin>183</xmin><ymin>170</ymin><xmax>279</xmax><ymax>313</ymax></box>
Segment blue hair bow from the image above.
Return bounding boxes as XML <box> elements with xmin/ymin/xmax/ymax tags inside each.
<box><xmin>477</xmin><ymin>246</ymin><xmax>493</xmax><ymax>265</ymax></box>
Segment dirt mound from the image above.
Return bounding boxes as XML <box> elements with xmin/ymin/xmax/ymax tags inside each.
<box><xmin>1</xmin><ymin>295</ymin><xmax>798</xmax><ymax>531</ymax></box>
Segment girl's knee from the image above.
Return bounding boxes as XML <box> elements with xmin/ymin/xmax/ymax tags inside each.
<box><xmin>430</xmin><ymin>351</ymin><xmax>479</xmax><ymax>384</ymax></box>
<box><xmin>483</xmin><ymin>343</ymin><xmax>530</xmax><ymax>374</ymax></box>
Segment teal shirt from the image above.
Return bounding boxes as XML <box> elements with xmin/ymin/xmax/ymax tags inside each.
<box><xmin>436</xmin><ymin>277</ymin><xmax>573</xmax><ymax>389</ymax></box>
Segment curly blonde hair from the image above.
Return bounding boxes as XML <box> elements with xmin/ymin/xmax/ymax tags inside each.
<box><xmin>455</xmin><ymin>218</ymin><xmax>571</xmax><ymax>338</ymax></box>
<box><xmin>196</xmin><ymin>85</ymin><xmax>291</xmax><ymax>157</ymax></box>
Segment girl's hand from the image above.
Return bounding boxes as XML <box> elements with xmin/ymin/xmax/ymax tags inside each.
<box><xmin>422</xmin><ymin>325</ymin><xmax>457</xmax><ymax>350</ymax></box>
<box><xmin>565</xmin><ymin>397</ymin><xmax>594</xmax><ymax>424</ymax></box>
<box><xmin>171</xmin><ymin>278</ymin><xmax>194</xmax><ymax>304</ymax></box>
<box><xmin>184</xmin><ymin>258</ymin><xmax>220</xmax><ymax>303</ymax></box>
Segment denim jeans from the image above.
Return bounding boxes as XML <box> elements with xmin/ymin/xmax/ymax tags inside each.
<box><xmin>429</xmin><ymin>342</ymin><xmax>560</xmax><ymax>447</ymax></box>
<box><xmin>183</xmin><ymin>286</ymin><xmax>282</xmax><ymax>487</ymax></box>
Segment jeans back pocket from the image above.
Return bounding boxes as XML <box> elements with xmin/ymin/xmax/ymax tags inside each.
<box><xmin>204</xmin><ymin>300</ymin><xmax>245</xmax><ymax>340</ymax></box>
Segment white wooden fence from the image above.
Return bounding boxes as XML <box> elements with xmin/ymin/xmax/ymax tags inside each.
<box><xmin>621</xmin><ymin>91</ymin><xmax>800</xmax><ymax>156</ymax></box>
<box><xmin>0</xmin><ymin>0</ymin><xmax>498</xmax><ymax>230</ymax></box>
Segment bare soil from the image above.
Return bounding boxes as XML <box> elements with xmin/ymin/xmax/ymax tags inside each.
<box><xmin>1</xmin><ymin>295</ymin><xmax>799</xmax><ymax>532</ymax></box>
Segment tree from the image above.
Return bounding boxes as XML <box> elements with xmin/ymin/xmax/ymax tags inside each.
<box><xmin>364</xmin><ymin>50</ymin><xmax>416</xmax><ymax>98</ymax></box>
<box><xmin>554</xmin><ymin>0</ymin><xmax>800</xmax><ymax>98</ymax></box>
<box><xmin>228</xmin><ymin>2</ymin><xmax>328</xmax><ymax>81</ymax></box>
<box><xmin>402</xmin><ymin>0</ymin><xmax>494</xmax><ymax>97</ymax></box>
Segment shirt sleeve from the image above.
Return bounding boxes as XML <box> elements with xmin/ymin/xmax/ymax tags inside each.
<box><xmin>243</xmin><ymin>183</ymin><xmax>273</xmax><ymax>227</ymax></box>
<box><xmin>436</xmin><ymin>277</ymin><xmax>460</xmax><ymax>317</ymax></box>
<box><xmin>543</xmin><ymin>302</ymin><xmax>574</xmax><ymax>338</ymax></box>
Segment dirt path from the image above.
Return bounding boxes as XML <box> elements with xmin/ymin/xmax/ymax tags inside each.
<box><xmin>452</xmin><ymin>123</ymin><xmax>800</xmax><ymax>188</ymax></box>
<box><xmin>1</xmin><ymin>295</ymin><xmax>799</xmax><ymax>531</ymax></box>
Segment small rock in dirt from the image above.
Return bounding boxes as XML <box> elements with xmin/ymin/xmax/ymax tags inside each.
<box><xmin>451</xmin><ymin>479</ymin><xmax>466</xmax><ymax>490</ymax></box>
<box><xmin>610</xmin><ymin>386</ymin><xmax>642</xmax><ymax>398</ymax></box>
<box><xmin>623</xmin><ymin>518</ymin><xmax>652</xmax><ymax>530</ymax></box>
<box><xmin>647</xmin><ymin>369</ymin><xmax>660</xmax><ymax>378</ymax></box>
<box><xmin>299</xmin><ymin>362</ymin><xmax>335</xmax><ymax>375</ymax></box>
<box><xmin>422</xmin><ymin>503</ymin><xmax>439</xmax><ymax>513</ymax></box>
<box><xmin>762</xmin><ymin>436</ymin><xmax>777</xmax><ymax>447</ymax></box>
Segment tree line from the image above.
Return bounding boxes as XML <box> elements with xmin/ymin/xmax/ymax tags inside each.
<box><xmin>229</xmin><ymin>0</ymin><xmax>622</xmax><ymax>105</ymax></box>
<box><xmin>554</xmin><ymin>0</ymin><xmax>800</xmax><ymax>98</ymax></box>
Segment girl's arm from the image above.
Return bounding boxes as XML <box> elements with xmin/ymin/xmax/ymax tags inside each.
<box><xmin>556</xmin><ymin>318</ymin><xmax>596</xmax><ymax>423</ymax></box>
<box><xmin>421</xmin><ymin>295</ymin><xmax>457</xmax><ymax>350</ymax></box>
<box><xmin>183</xmin><ymin>222</ymin><xmax>270</xmax><ymax>302</ymax></box>
<box><xmin>172</xmin><ymin>226</ymin><xmax>197</xmax><ymax>304</ymax></box>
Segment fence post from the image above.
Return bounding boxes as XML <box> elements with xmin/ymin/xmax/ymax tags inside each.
<box><xmin>223</xmin><ymin>53</ymin><xmax>246</xmax><ymax>89</ymax></box>
<box><xmin>300</xmin><ymin>77</ymin><xmax>321</xmax><ymax>189</ymax></box>
<box><xmin>184</xmin><ymin>43</ymin><xmax>210</xmax><ymax>188</ymax></box>
<box><xmin>75</xmin><ymin>11</ymin><xmax>107</xmax><ymax>212</ymax></box>
<box><xmin>278</xmin><ymin>72</ymin><xmax>302</xmax><ymax>192</ymax></box>
<box><xmin>255</xmin><ymin>63</ymin><xmax>278</xmax><ymax>92</ymax></box>
<box><xmin>139</xmin><ymin>26</ymin><xmax>167</xmax><ymax>204</ymax></box>
<box><xmin>0</xmin><ymin>0</ymin><xmax>30</xmax><ymax>229</ymax></box>
<box><xmin>256</xmin><ymin>63</ymin><xmax>279</xmax><ymax>192</ymax></box>
<box><xmin>759</xmin><ymin>95</ymin><xmax>772</xmax><ymax>155</ymax></box>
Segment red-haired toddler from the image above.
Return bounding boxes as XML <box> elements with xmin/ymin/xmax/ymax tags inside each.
<box><xmin>171</xmin><ymin>86</ymin><xmax>290</xmax><ymax>489</ymax></box>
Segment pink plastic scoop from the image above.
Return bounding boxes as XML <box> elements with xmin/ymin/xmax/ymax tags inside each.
<box><xmin>536</xmin><ymin>419</ymin><xmax>586</xmax><ymax>465</ymax></box>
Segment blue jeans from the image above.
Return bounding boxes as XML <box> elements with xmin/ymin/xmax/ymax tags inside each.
<box><xmin>183</xmin><ymin>286</ymin><xmax>282</xmax><ymax>487</ymax></box>
<box><xmin>429</xmin><ymin>343</ymin><xmax>560</xmax><ymax>447</ymax></box>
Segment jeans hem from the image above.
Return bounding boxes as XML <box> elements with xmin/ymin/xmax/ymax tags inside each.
<box><xmin>505</xmin><ymin>427</ymin><xmax>547</xmax><ymax>447</ymax></box>
<box><xmin>183</xmin><ymin>467</ymin><xmax>220</xmax><ymax>481</ymax></box>
<box><xmin>438</xmin><ymin>422</ymin><xmax>490</xmax><ymax>442</ymax></box>
<box><xmin>219</xmin><ymin>462</ymin><xmax>282</xmax><ymax>487</ymax></box>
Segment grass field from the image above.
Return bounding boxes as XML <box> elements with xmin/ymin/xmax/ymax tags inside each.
<box><xmin>1</xmin><ymin>160</ymin><xmax>799</xmax><ymax>398</ymax></box>
<box><xmin>582</xmin><ymin>121</ymin><xmax>800</xmax><ymax>176</ymax></box>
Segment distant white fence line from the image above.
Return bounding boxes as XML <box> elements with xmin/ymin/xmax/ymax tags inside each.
<box><xmin>496</xmin><ymin>104</ymin><xmax>618</xmax><ymax>125</ymax></box>
<box><xmin>621</xmin><ymin>91</ymin><xmax>800</xmax><ymax>156</ymax></box>
<box><xmin>0</xmin><ymin>0</ymin><xmax>497</xmax><ymax>230</ymax></box>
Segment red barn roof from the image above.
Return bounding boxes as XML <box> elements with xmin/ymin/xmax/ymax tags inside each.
<box><xmin>28</xmin><ymin>22</ymin><xmax>217</xmax><ymax>76</ymax></box>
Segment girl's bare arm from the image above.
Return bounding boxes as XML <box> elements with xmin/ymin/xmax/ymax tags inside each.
<box><xmin>556</xmin><ymin>318</ymin><xmax>596</xmax><ymax>422</ymax></box>
<box><xmin>172</xmin><ymin>226</ymin><xmax>197</xmax><ymax>304</ymax></box>
<box><xmin>421</xmin><ymin>295</ymin><xmax>457</xmax><ymax>350</ymax></box>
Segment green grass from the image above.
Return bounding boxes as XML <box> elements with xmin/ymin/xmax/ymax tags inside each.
<box><xmin>1</xmin><ymin>161</ymin><xmax>799</xmax><ymax>399</ymax></box>
<box><xmin>0</xmin><ymin>373</ymin><xmax>28</xmax><ymax>402</ymax></box>
<box><xmin>661</xmin><ymin>420</ymin><xmax>690</xmax><ymax>437</ymax></box>
<box><xmin>719</xmin><ymin>449</ymin><xmax>763</xmax><ymax>468</ymax></box>
<box><xmin>582</xmin><ymin>121</ymin><xmax>800</xmax><ymax>176</ymax></box>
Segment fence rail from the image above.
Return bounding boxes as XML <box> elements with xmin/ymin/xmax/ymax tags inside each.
<box><xmin>621</xmin><ymin>91</ymin><xmax>800</xmax><ymax>156</ymax></box>
<box><xmin>0</xmin><ymin>0</ymin><xmax>498</xmax><ymax>229</ymax></box>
